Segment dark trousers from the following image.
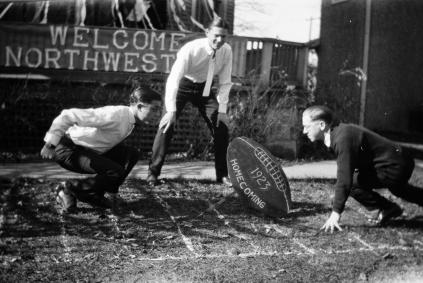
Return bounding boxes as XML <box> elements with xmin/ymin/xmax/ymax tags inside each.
<box><xmin>54</xmin><ymin>136</ymin><xmax>139</xmax><ymax>199</ymax></box>
<box><xmin>149</xmin><ymin>78</ymin><xmax>229</xmax><ymax>180</ymax></box>
<box><xmin>350</xmin><ymin>158</ymin><xmax>423</xmax><ymax>210</ymax></box>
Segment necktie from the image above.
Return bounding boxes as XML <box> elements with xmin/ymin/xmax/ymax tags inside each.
<box><xmin>202</xmin><ymin>51</ymin><xmax>215</xmax><ymax>97</ymax></box>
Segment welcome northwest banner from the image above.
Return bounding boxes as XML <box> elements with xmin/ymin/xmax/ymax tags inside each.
<box><xmin>0</xmin><ymin>23</ymin><xmax>189</xmax><ymax>74</ymax></box>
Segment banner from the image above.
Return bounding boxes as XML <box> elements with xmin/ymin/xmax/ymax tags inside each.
<box><xmin>0</xmin><ymin>23</ymin><xmax>188</xmax><ymax>73</ymax></box>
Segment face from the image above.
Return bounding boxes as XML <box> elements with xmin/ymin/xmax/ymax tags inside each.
<box><xmin>302</xmin><ymin>112</ymin><xmax>325</xmax><ymax>142</ymax></box>
<box><xmin>206</xmin><ymin>27</ymin><xmax>228</xmax><ymax>50</ymax></box>
<box><xmin>134</xmin><ymin>100</ymin><xmax>162</xmax><ymax>125</ymax></box>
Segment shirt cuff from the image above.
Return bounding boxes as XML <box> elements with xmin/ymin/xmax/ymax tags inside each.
<box><xmin>166</xmin><ymin>105</ymin><xmax>177</xmax><ymax>112</ymax></box>
<box><xmin>218</xmin><ymin>103</ymin><xmax>227</xmax><ymax>113</ymax></box>
<box><xmin>44</xmin><ymin>132</ymin><xmax>61</xmax><ymax>146</ymax></box>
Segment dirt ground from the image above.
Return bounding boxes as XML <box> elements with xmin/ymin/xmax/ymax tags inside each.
<box><xmin>1</xmin><ymin>172</ymin><xmax>423</xmax><ymax>282</ymax></box>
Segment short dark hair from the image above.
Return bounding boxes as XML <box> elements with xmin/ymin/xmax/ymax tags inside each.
<box><xmin>208</xmin><ymin>17</ymin><xmax>229</xmax><ymax>30</ymax></box>
<box><xmin>303</xmin><ymin>105</ymin><xmax>336</xmax><ymax>126</ymax></box>
<box><xmin>129</xmin><ymin>86</ymin><xmax>162</xmax><ymax>105</ymax></box>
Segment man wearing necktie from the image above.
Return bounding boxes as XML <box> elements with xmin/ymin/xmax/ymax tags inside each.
<box><xmin>147</xmin><ymin>17</ymin><xmax>233</xmax><ymax>186</ymax></box>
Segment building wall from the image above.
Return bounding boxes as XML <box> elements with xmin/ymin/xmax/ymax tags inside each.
<box><xmin>318</xmin><ymin>0</ymin><xmax>423</xmax><ymax>138</ymax></box>
<box><xmin>365</xmin><ymin>0</ymin><xmax>423</xmax><ymax>135</ymax></box>
<box><xmin>316</xmin><ymin>0</ymin><xmax>367</xmax><ymax>124</ymax></box>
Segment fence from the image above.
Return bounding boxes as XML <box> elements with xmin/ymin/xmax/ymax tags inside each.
<box><xmin>0</xmin><ymin>23</ymin><xmax>310</xmax><ymax>157</ymax></box>
<box><xmin>229</xmin><ymin>36</ymin><xmax>308</xmax><ymax>88</ymax></box>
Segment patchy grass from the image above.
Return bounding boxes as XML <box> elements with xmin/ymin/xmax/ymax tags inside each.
<box><xmin>1</xmin><ymin>176</ymin><xmax>422</xmax><ymax>282</ymax></box>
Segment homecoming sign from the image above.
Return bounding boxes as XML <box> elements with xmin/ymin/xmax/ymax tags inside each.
<box><xmin>0</xmin><ymin>23</ymin><xmax>187</xmax><ymax>73</ymax></box>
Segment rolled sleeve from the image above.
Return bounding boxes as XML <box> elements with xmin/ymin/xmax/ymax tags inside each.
<box><xmin>43</xmin><ymin>132</ymin><xmax>62</xmax><ymax>146</ymax></box>
<box><xmin>43</xmin><ymin>109</ymin><xmax>77</xmax><ymax>146</ymax></box>
<box><xmin>43</xmin><ymin>108</ymin><xmax>117</xmax><ymax>146</ymax></box>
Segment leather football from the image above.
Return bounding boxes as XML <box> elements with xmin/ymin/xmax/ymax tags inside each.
<box><xmin>227</xmin><ymin>137</ymin><xmax>292</xmax><ymax>217</ymax></box>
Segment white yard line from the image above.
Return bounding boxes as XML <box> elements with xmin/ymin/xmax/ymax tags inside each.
<box><xmin>134</xmin><ymin>245</ymin><xmax>423</xmax><ymax>262</ymax></box>
<box><xmin>350</xmin><ymin>232</ymin><xmax>375</xmax><ymax>250</ymax></box>
<box><xmin>267</xmin><ymin>224</ymin><xmax>289</xmax><ymax>236</ymax></box>
<box><xmin>270</xmin><ymin>224</ymin><xmax>316</xmax><ymax>255</ymax></box>
<box><xmin>292</xmin><ymin>238</ymin><xmax>316</xmax><ymax>255</ymax></box>
<box><xmin>137</xmin><ymin>250</ymin><xmax>292</xmax><ymax>262</ymax></box>
<box><xmin>58</xmin><ymin>213</ymin><xmax>73</xmax><ymax>262</ymax></box>
<box><xmin>195</xmin><ymin>192</ymin><xmax>235</xmax><ymax>218</ymax></box>
<box><xmin>206</xmin><ymin>199</ymin><xmax>261</xmax><ymax>252</ymax></box>
<box><xmin>151</xmin><ymin>191</ymin><xmax>198</xmax><ymax>256</ymax></box>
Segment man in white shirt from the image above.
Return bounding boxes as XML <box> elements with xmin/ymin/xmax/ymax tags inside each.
<box><xmin>40</xmin><ymin>86</ymin><xmax>162</xmax><ymax>213</ymax></box>
<box><xmin>148</xmin><ymin>17</ymin><xmax>233</xmax><ymax>186</ymax></box>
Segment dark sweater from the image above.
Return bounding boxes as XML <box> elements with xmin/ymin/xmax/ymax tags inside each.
<box><xmin>330</xmin><ymin>123</ymin><xmax>412</xmax><ymax>213</ymax></box>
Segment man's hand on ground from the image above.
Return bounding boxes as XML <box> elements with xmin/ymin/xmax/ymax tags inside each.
<box><xmin>321</xmin><ymin>211</ymin><xmax>342</xmax><ymax>233</ymax></box>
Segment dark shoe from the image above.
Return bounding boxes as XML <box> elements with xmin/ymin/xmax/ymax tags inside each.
<box><xmin>147</xmin><ymin>174</ymin><xmax>159</xmax><ymax>186</ymax></box>
<box><xmin>82</xmin><ymin>194</ymin><xmax>113</xmax><ymax>209</ymax></box>
<box><xmin>217</xmin><ymin>176</ymin><xmax>232</xmax><ymax>186</ymax></box>
<box><xmin>368</xmin><ymin>204</ymin><xmax>403</xmax><ymax>226</ymax></box>
<box><xmin>107</xmin><ymin>193</ymin><xmax>125</xmax><ymax>210</ymax></box>
<box><xmin>55</xmin><ymin>181</ymin><xmax>77</xmax><ymax>213</ymax></box>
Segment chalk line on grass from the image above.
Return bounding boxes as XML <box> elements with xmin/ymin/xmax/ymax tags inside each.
<box><xmin>350</xmin><ymin>232</ymin><xmax>376</xmax><ymax>251</ymax></box>
<box><xmin>134</xmin><ymin>244</ymin><xmax>423</xmax><ymax>262</ymax></box>
<box><xmin>201</xmin><ymin>198</ymin><xmax>263</xmax><ymax>255</ymax></box>
<box><xmin>58</xmin><ymin>213</ymin><xmax>73</xmax><ymax>263</ymax></box>
<box><xmin>196</xmin><ymin>192</ymin><xmax>236</xmax><ymax>218</ymax></box>
<box><xmin>265</xmin><ymin>224</ymin><xmax>291</xmax><ymax>236</ymax></box>
<box><xmin>150</xmin><ymin>190</ymin><xmax>198</xmax><ymax>256</ymax></box>
<box><xmin>292</xmin><ymin>238</ymin><xmax>316</xmax><ymax>255</ymax></box>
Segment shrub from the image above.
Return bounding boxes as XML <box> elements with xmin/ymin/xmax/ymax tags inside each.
<box><xmin>228</xmin><ymin>67</ymin><xmax>310</xmax><ymax>158</ymax></box>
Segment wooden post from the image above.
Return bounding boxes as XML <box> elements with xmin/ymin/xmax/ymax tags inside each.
<box><xmin>229</xmin><ymin>37</ymin><xmax>247</xmax><ymax>78</ymax></box>
<box><xmin>296</xmin><ymin>46</ymin><xmax>309</xmax><ymax>89</ymax></box>
<box><xmin>359</xmin><ymin>0</ymin><xmax>371</xmax><ymax>126</ymax></box>
<box><xmin>259</xmin><ymin>41</ymin><xmax>273</xmax><ymax>89</ymax></box>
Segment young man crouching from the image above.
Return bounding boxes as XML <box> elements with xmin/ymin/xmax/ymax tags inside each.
<box><xmin>41</xmin><ymin>87</ymin><xmax>162</xmax><ymax>213</ymax></box>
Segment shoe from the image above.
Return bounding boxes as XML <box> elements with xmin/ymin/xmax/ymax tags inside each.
<box><xmin>146</xmin><ymin>174</ymin><xmax>159</xmax><ymax>186</ymax></box>
<box><xmin>81</xmin><ymin>194</ymin><xmax>113</xmax><ymax>209</ymax></box>
<box><xmin>55</xmin><ymin>181</ymin><xmax>77</xmax><ymax>213</ymax></box>
<box><xmin>368</xmin><ymin>204</ymin><xmax>403</xmax><ymax>226</ymax></box>
<box><xmin>107</xmin><ymin>193</ymin><xmax>125</xmax><ymax>210</ymax></box>
<box><xmin>217</xmin><ymin>176</ymin><xmax>232</xmax><ymax>186</ymax></box>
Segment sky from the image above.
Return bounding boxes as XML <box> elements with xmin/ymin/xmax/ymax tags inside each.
<box><xmin>233</xmin><ymin>0</ymin><xmax>321</xmax><ymax>43</ymax></box>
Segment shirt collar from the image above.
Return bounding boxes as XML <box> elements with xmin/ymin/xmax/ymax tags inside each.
<box><xmin>128</xmin><ymin>106</ymin><xmax>137</xmax><ymax>125</ymax></box>
<box><xmin>324</xmin><ymin>129</ymin><xmax>331</xmax><ymax>148</ymax></box>
<box><xmin>203</xmin><ymin>38</ymin><xmax>215</xmax><ymax>56</ymax></box>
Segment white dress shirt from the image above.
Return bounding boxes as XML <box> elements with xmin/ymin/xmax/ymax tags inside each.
<box><xmin>324</xmin><ymin>129</ymin><xmax>331</xmax><ymax>148</ymax></box>
<box><xmin>44</xmin><ymin>106</ymin><xmax>136</xmax><ymax>154</ymax></box>
<box><xmin>165</xmin><ymin>37</ymin><xmax>233</xmax><ymax>113</ymax></box>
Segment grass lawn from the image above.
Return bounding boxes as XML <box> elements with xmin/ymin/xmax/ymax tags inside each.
<box><xmin>1</xmin><ymin>172</ymin><xmax>423</xmax><ymax>282</ymax></box>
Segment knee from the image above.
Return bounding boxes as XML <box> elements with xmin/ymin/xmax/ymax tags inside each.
<box><xmin>108</xmin><ymin>166</ymin><xmax>126</xmax><ymax>180</ymax></box>
<box><xmin>349</xmin><ymin>186</ymin><xmax>360</xmax><ymax>198</ymax></box>
<box><xmin>388</xmin><ymin>184</ymin><xmax>405</xmax><ymax>197</ymax></box>
<box><xmin>349</xmin><ymin>185</ymin><xmax>367</xmax><ymax>199</ymax></box>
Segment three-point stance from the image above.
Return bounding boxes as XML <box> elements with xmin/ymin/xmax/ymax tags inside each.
<box><xmin>147</xmin><ymin>17</ymin><xmax>233</xmax><ymax>186</ymax></box>
<box><xmin>41</xmin><ymin>87</ymin><xmax>162</xmax><ymax>212</ymax></box>
<box><xmin>302</xmin><ymin>105</ymin><xmax>423</xmax><ymax>232</ymax></box>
